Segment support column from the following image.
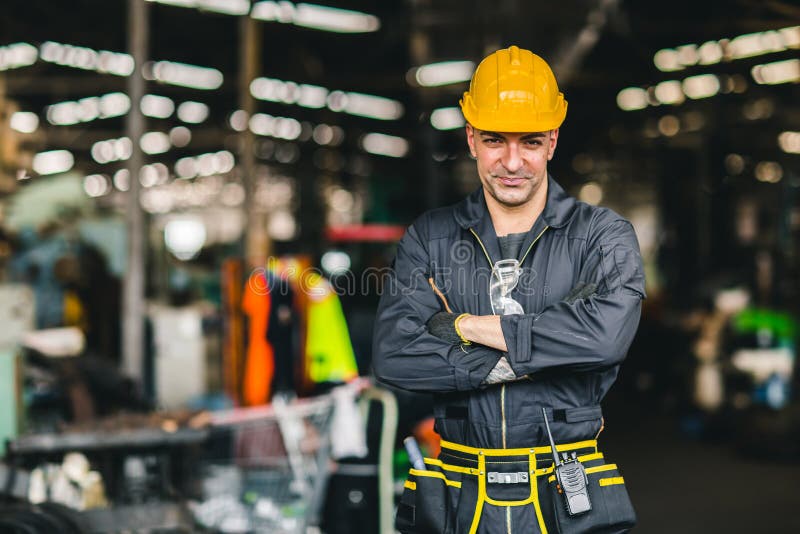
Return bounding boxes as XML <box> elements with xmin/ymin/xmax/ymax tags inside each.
<box><xmin>239</xmin><ymin>11</ymin><xmax>265</xmax><ymax>266</ymax></box>
<box><xmin>122</xmin><ymin>0</ymin><xmax>148</xmax><ymax>383</ymax></box>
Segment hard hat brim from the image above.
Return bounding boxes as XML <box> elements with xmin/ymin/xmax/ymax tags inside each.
<box><xmin>460</xmin><ymin>94</ymin><xmax>568</xmax><ymax>133</ymax></box>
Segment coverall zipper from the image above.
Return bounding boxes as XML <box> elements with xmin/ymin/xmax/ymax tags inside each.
<box><xmin>468</xmin><ymin>225</ymin><xmax>550</xmax><ymax>533</ymax></box>
<box><xmin>468</xmin><ymin>225</ymin><xmax>549</xmax><ymax>446</ymax></box>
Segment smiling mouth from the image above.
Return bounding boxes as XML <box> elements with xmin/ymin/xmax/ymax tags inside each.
<box><xmin>496</xmin><ymin>176</ymin><xmax>527</xmax><ymax>186</ymax></box>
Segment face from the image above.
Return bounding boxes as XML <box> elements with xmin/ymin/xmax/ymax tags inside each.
<box><xmin>466</xmin><ymin>124</ymin><xmax>559</xmax><ymax>209</ymax></box>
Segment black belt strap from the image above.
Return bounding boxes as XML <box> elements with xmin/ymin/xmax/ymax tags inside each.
<box><xmin>441</xmin><ymin>405</ymin><xmax>601</xmax><ymax>423</ymax></box>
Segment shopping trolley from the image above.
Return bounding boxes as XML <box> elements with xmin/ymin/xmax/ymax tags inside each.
<box><xmin>190</xmin><ymin>388</ymin><xmax>341</xmax><ymax>534</ymax></box>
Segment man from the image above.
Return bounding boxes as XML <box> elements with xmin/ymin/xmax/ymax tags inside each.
<box><xmin>373</xmin><ymin>46</ymin><xmax>644</xmax><ymax>533</ymax></box>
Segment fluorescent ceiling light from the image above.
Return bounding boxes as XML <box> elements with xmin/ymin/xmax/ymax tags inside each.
<box><xmin>331</xmin><ymin>91</ymin><xmax>403</xmax><ymax>120</ymax></box>
<box><xmin>730</xmin><ymin>31</ymin><xmax>786</xmax><ymax>60</ymax></box>
<box><xmin>754</xmin><ymin>161</ymin><xmax>782</xmax><ymax>183</ymax></box>
<box><xmin>91</xmin><ymin>137</ymin><xmax>133</xmax><ymax>164</ymax></box>
<box><xmin>10</xmin><ymin>112</ymin><xmax>39</xmax><ymax>133</ymax></box>
<box><xmin>198</xmin><ymin>0</ymin><xmax>250</xmax><ymax>15</ymax></box>
<box><xmin>682</xmin><ymin>74</ymin><xmax>720</xmax><ymax>99</ymax></box>
<box><xmin>361</xmin><ymin>133</ymin><xmax>409</xmax><ymax>158</ymax></box>
<box><xmin>113</xmin><ymin>169</ymin><xmax>131</xmax><ymax>191</ymax></box>
<box><xmin>620</xmin><ymin>73</ymin><xmax>725</xmax><ymax>111</ymax></box>
<box><xmin>293</xmin><ymin>3</ymin><xmax>379</xmax><ymax>33</ymax></box>
<box><xmin>0</xmin><ymin>43</ymin><xmax>38</xmax><ymax>71</ymax></box>
<box><xmin>777</xmin><ymin>131</ymin><xmax>800</xmax><ymax>154</ymax></box>
<box><xmin>140</xmin><ymin>132</ymin><xmax>172</xmax><ymax>155</ymax></box>
<box><xmin>675</xmin><ymin>44</ymin><xmax>698</xmax><ymax>66</ymax></box>
<box><xmin>430</xmin><ymin>107</ymin><xmax>465</xmax><ymax>130</ymax></box>
<box><xmin>229</xmin><ymin>110</ymin><xmax>249</xmax><ymax>131</ymax></box>
<box><xmin>250</xmin><ymin>77</ymin><xmax>328</xmax><ymax>107</ymax></box>
<box><xmin>141</xmin><ymin>94</ymin><xmax>175</xmax><ymax>119</ymax></box>
<box><xmin>170</xmin><ymin>126</ymin><xmax>192</xmax><ymax>147</ymax></box>
<box><xmin>780</xmin><ymin>26</ymin><xmax>800</xmax><ymax>47</ymax></box>
<box><xmin>40</xmin><ymin>41</ymin><xmax>134</xmax><ymax>76</ymax></box>
<box><xmin>146</xmin><ymin>0</ymin><xmax>250</xmax><ymax>16</ymax></box>
<box><xmin>654</xmin><ymin>80</ymin><xmax>684</xmax><ymax>105</ymax></box>
<box><xmin>47</xmin><ymin>98</ymin><xmax>96</xmax><ymax>125</ymax></box>
<box><xmin>175</xmin><ymin>156</ymin><xmax>198</xmax><ymax>178</ymax></box>
<box><xmin>175</xmin><ymin>151</ymin><xmax>235</xmax><ymax>179</ymax></box>
<box><xmin>251</xmin><ymin>1</ymin><xmax>294</xmax><ymax>22</ymax></box>
<box><xmin>312</xmin><ymin>124</ymin><xmax>344</xmax><ymax>146</ymax></box>
<box><xmin>251</xmin><ymin>76</ymin><xmax>403</xmax><ymax>120</ymax></box>
<box><xmin>653</xmin><ymin>49</ymin><xmax>681</xmax><ymax>72</ymax></box>
<box><xmin>33</xmin><ymin>150</ymin><xmax>74</xmax><ymax>175</ymax></box>
<box><xmin>139</xmin><ymin>163</ymin><xmax>170</xmax><ymax>188</ymax></box>
<box><xmin>697</xmin><ymin>41</ymin><xmax>723</xmax><ymax>65</ymax></box>
<box><xmin>654</xmin><ymin>25</ymin><xmax>800</xmax><ymax>72</ymax></box>
<box><xmin>251</xmin><ymin>1</ymin><xmax>380</xmax><ymax>33</ymax></box>
<box><xmin>177</xmin><ymin>101</ymin><xmax>210</xmax><ymax>123</ymax></box>
<box><xmin>249</xmin><ymin>113</ymin><xmax>302</xmax><ymax>140</ymax></box>
<box><xmin>84</xmin><ymin>174</ymin><xmax>111</xmax><ymax>197</ymax></box>
<box><xmin>145</xmin><ymin>60</ymin><xmax>224</xmax><ymax>90</ymax></box>
<box><xmin>100</xmin><ymin>93</ymin><xmax>132</xmax><ymax>116</ymax></box>
<box><xmin>298</xmin><ymin>84</ymin><xmax>328</xmax><ymax>108</ymax></box>
<box><xmin>412</xmin><ymin>61</ymin><xmax>474</xmax><ymax>87</ymax></box>
<box><xmin>616</xmin><ymin>87</ymin><xmax>649</xmax><ymax>111</ymax></box>
<box><xmin>47</xmin><ymin>92</ymin><xmax>131</xmax><ymax>126</ymax></box>
<box><xmin>147</xmin><ymin>0</ymin><xmax>195</xmax><ymax>7</ymax></box>
<box><xmin>751</xmin><ymin>58</ymin><xmax>800</xmax><ymax>85</ymax></box>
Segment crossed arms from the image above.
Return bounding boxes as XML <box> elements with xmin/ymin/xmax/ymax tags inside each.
<box><xmin>371</xmin><ymin>219</ymin><xmax>645</xmax><ymax>393</ymax></box>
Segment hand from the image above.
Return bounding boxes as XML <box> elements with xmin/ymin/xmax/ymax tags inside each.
<box><xmin>482</xmin><ymin>356</ymin><xmax>521</xmax><ymax>385</ymax></box>
<box><xmin>563</xmin><ymin>282</ymin><xmax>598</xmax><ymax>304</ymax></box>
<box><xmin>426</xmin><ymin>312</ymin><xmax>463</xmax><ymax>344</ymax></box>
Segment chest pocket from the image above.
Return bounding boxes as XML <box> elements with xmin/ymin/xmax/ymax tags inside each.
<box><xmin>529</xmin><ymin>233</ymin><xmax>586</xmax><ymax>311</ymax></box>
<box><xmin>428</xmin><ymin>235</ymin><xmax>487</xmax><ymax>316</ymax></box>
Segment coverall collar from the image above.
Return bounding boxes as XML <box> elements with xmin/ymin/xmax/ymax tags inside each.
<box><xmin>453</xmin><ymin>174</ymin><xmax>578</xmax><ymax>265</ymax></box>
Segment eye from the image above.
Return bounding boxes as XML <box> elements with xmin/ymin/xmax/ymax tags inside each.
<box><xmin>525</xmin><ymin>139</ymin><xmax>543</xmax><ymax>146</ymax></box>
<box><xmin>483</xmin><ymin>137</ymin><xmax>501</xmax><ymax>145</ymax></box>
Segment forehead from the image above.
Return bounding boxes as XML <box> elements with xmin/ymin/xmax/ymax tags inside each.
<box><xmin>475</xmin><ymin>129</ymin><xmax>549</xmax><ymax>139</ymax></box>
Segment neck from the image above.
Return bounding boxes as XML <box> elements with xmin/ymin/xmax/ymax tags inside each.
<box><xmin>485</xmin><ymin>179</ymin><xmax>548</xmax><ymax>236</ymax></box>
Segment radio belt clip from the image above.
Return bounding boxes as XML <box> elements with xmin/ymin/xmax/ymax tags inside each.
<box><xmin>542</xmin><ymin>407</ymin><xmax>592</xmax><ymax>516</ymax></box>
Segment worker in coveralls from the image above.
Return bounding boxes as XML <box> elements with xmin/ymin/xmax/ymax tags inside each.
<box><xmin>373</xmin><ymin>46</ymin><xmax>645</xmax><ymax>533</ymax></box>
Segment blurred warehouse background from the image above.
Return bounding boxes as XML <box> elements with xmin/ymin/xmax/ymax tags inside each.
<box><xmin>0</xmin><ymin>0</ymin><xmax>798</xmax><ymax>532</ymax></box>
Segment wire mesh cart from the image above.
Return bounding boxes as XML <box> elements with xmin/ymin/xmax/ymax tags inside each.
<box><xmin>190</xmin><ymin>391</ymin><xmax>338</xmax><ymax>534</ymax></box>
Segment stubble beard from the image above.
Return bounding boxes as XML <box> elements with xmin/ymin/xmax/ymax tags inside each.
<box><xmin>483</xmin><ymin>171</ymin><xmax>545</xmax><ymax>209</ymax></box>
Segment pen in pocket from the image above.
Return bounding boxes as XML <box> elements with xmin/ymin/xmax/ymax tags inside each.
<box><xmin>428</xmin><ymin>277</ymin><xmax>453</xmax><ymax>313</ymax></box>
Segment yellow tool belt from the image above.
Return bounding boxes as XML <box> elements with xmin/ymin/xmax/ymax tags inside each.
<box><xmin>397</xmin><ymin>438</ymin><xmax>636</xmax><ymax>534</ymax></box>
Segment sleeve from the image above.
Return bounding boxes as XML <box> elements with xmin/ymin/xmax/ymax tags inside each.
<box><xmin>499</xmin><ymin>218</ymin><xmax>646</xmax><ymax>376</ymax></box>
<box><xmin>372</xmin><ymin>222</ymin><xmax>502</xmax><ymax>393</ymax></box>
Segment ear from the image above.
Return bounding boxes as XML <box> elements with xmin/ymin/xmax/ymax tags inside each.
<box><xmin>547</xmin><ymin>128</ymin><xmax>559</xmax><ymax>161</ymax></box>
<box><xmin>465</xmin><ymin>124</ymin><xmax>477</xmax><ymax>158</ymax></box>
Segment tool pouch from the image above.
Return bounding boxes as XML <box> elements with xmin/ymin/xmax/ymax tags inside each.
<box><xmin>547</xmin><ymin>460</ymin><xmax>637</xmax><ymax>534</ymax></box>
<box><xmin>396</xmin><ymin>461</ymin><xmax>460</xmax><ymax>534</ymax></box>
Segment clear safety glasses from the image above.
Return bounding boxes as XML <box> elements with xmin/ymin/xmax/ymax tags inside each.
<box><xmin>489</xmin><ymin>259</ymin><xmax>525</xmax><ymax>315</ymax></box>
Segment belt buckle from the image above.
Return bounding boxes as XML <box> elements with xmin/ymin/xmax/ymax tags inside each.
<box><xmin>487</xmin><ymin>471</ymin><xmax>529</xmax><ymax>484</ymax></box>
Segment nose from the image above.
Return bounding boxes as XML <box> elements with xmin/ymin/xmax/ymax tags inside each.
<box><xmin>501</xmin><ymin>142</ymin><xmax>523</xmax><ymax>174</ymax></box>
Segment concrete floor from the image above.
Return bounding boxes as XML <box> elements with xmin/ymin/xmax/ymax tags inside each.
<box><xmin>599</xmin><ymin>397</ymin><xmax>800</xmax><ymax>534</ymax></box>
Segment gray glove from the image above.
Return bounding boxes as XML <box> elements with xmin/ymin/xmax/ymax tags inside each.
<box><xmin>564</xmin><ymin>282</ymin><xmax>598</xmax><ymax>305</ymax></box>
<box><xmin>426</xmin><ymin>312</ymin><xmax>463</xmax><ymax>344</ymax></box>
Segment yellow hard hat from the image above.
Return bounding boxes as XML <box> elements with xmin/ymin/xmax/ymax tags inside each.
<box><xmin>460</xmin><ymin>46</ymin><xmax>567</xmax><ymax>132</ymax></box>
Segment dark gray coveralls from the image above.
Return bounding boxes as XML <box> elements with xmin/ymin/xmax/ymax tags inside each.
<box><xmin>373</xmin><ymin>176</ymin><xmax>645</xmax><ymax>533</ymax></box>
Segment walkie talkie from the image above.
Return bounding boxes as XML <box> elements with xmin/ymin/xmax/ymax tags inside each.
<box><xmin>542</xmin><ymin>407</ymin><xmax>592</xmax><ymax>516</ymax></box>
